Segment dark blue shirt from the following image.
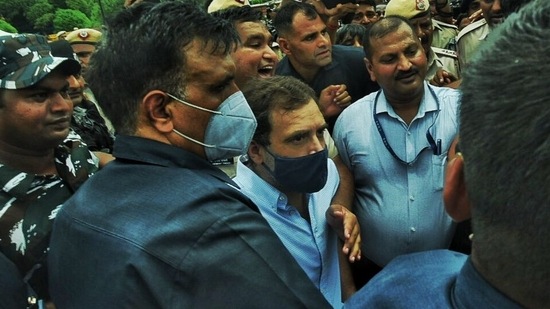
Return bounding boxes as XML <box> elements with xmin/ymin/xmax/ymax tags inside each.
<box><xmin>276</xmin><ymin>45</ymin><xmax>379</xmax><ymax>105</ymax></box>
<box><xmin>276</xmin><ymin>45</ymin><xmax>379</xmax><ymax>130</ymax></box>
<box><xmin>49</xmin><ymin>135</ymin><xmax>331</xmax><ymax>308</ymax></box>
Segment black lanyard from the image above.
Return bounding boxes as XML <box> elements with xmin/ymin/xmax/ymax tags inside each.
<box><xmin>373</xmin><ymin>88</ymin><xmax>442</xmax><ymax>166</ymax></box>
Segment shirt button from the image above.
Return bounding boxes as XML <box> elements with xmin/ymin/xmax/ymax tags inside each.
<box><xmin>410</xmin><ymin>227</ymin><xmax>416</xmax><ymax>232</ymax></box>
<box><xmin>407</xmin><ymin>131</ymin><xmax>411</xmax><ymax>135</ymax></box>
<box><xmin>278</xmin><ymin>196</ymin><xmax>285</xmax><ymax>201</ymax></box>
<box><xmin>409</xmin><ymin>195</ymin><xmax>415</xmax><ymax>201</ymax></box>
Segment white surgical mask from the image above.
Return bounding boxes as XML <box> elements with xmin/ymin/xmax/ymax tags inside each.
<box><xmin>168</xmin><ymin>91</ymin><xmax>257</xmax><ymax>161</ymax></box>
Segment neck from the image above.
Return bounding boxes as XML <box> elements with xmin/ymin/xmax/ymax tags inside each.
<box><xmin>384</xmin><ymin>90</ymin><xmax>423</xmax><ymax>125</ymax></box>
<box><xmin>251</xmin><ymin>162</ymin><xmax>310</xmax><ymax>220</ymax></box>
<box><xmin>289</xmin><ymin>57</ymin><xmax>321</xmax><ymax>83</ymax></box>
<box><xmin>286</xmin><ymin>191</ymin><xmax>309</xmax><ymax>220</ymax></box>
<box><xmin>0</xmin><ymin>143</ymin><xmax>57</xmax><ymax>175</ymax></box>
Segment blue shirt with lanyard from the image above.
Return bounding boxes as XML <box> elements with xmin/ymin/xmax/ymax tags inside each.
<box><xmin>333</xmin><ymin>82</ymin><xmax>460</xmax><ymax>266</ymax></box>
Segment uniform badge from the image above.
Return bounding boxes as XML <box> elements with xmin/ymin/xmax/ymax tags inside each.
<box><xmin>416</xmin><ymin>0</ymin><xmax>427</xmax><ymax>11</ymax></box>
<box><xmin>78</xmin><ymin>31</ymin><xmax>89</xmax><ymax>40</ymax></box>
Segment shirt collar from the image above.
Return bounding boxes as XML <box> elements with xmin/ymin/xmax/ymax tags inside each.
<box><xmin>376</xmin><ymin>82</ymin><xmax>439</xmax><ymax>117</ymax></box>
<box><xmin>452</xmin><ymin>258</ymin><xmax>523</xmax><ymax>308</ymax></box>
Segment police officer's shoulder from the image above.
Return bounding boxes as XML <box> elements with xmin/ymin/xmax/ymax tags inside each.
<box><xmin>432</xmin><ymin>46</ymin><xmax>457</xmax><ymax>59</ymax></box>
<box><xmin>433</xmin><ymin>19</ymin><xmax>458</xmax><ymax>31</ymax></box>
<box><xmin>457</xmin><ymin>19</ymin><xmax>487</xmax><ymax>41</ymax></box>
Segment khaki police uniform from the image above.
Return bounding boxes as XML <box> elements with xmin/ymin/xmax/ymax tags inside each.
<box><xmin>432</xmin><ymin>19</ymin><xmax>458</xmax><ymax>51</ymax></box>
<box><xmin>426</xmin><ymin>47</ymin><xmax>459</xmax><ymax>81</ymax></box>
<box><xmin>457</xmin><ymin>18</ymin><xmax>490</xmax><ymax>70</ymax></box>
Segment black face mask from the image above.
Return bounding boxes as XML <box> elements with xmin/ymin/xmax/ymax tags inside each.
<box><xmin>262</xmin><ymin>147</ymin><xmax>328</xmax><ymax>193</ymax></box>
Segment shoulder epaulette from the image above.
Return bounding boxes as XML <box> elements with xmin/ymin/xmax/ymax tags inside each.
<box><xmin>457</xmin><ymin>19</ymin><xmax>487</xmax><ymax>41</ymax></box>
<box><xmin>432</xmin><ymin>47</ymin><xmax>458</xmax><ymax>58</ymax></box>
<box><xmin>433</xmin><ymin>19</ymin><xmax>458</xmax><ymax>30</ymax></box>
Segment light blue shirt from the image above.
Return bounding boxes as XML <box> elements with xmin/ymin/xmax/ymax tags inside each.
<box><xmin>234</xmin><ymin>158</ymin><xmax>342</xmax><ymax>307</ymax></box>
<box><xmin>333</xmin><ymin>82</ymin><xmax>460</xmax><ymax>266</ymax></box>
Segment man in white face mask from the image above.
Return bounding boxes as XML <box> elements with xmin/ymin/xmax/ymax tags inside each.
<box><xmin>234</xmin><ymin>76</ymin><xmax>359</xmax><ymax>307</ymax></box>
<box><xmin>47</xmin><ymin>2</ymin><xmax>332</xmax><ymax>308</ymax></box>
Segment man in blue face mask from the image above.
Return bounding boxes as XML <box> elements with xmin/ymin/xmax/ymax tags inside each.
<box><xmin>234</xmin><ymin>76</ymin><xmax>358</xmax><ymax>306</ymax></box>
<box><xmin>47</xmin><ymin>2</ymin><xmax>333</xmax><ymax>308</ymax></box>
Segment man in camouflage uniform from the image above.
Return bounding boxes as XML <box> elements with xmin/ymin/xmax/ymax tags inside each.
<box><xmin>0</xmin><ymin>33</ymin><xmax>99</xmax><ymax>305</ymax></box>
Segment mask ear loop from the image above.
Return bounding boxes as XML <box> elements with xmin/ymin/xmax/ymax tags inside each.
<box><xmin>166</xmin><ymin>93</ymin><xmax>222</xmax><ymax>115</ymax></box>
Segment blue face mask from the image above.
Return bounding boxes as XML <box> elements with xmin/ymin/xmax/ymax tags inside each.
<box><xmin>168</xmin><ymin>91</ymin><xmax>257</xmax><ymax>161</ymax></box>
<box><xmin>263</xmin><ymin>147</ymin><xmax>328</xmax><ymax>193</ymax></box>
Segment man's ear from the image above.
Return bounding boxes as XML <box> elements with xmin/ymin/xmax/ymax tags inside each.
<box><xmin>444</xmin><ymin>154</ymin><xmax>471</xmax><ymax>222</ymax></box>
<box><xmin>142</xmin><ymin>90</ymin><xmax>174</xmax><ymax>134</ymax></box>
<box><xmin>278</xmin><ymin>37</ymin><xmax>291</xmax><ymax>55</ymax></box>
<box><xmin>364</xmin><ymin>57</ymin><xmax>376</xmax><ymax>82</ymax></box>
<box><xmin>247</xmin><ymin>140</ymin><xmax>265</xmax><ymax>165</ymax></box>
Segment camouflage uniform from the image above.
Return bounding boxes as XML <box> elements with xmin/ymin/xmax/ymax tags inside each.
<box><xmin>0</xmin><ymin>33</ymin><xmax>92</xmax><ymax>301</ymax></box>
<box><xmin>0</xmin><ymin>131</ymin><xmax>98</xmax><ymax>299</ymax></box>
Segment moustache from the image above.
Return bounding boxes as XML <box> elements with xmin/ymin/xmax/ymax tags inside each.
<box><xmin>395</xmin><ymin>68</ymin><xmax>419</xmax><ymax>80</ymax></box>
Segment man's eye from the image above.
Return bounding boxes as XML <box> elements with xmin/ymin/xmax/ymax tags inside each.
<box><xmin>31</xmin><ymin>93</ymin><xmax>49</xmax><ymax>102</ymax></box>
<box><xmin>60</xmin><ymin>89</ymin><xmax>70</xmax><ymax>99</ymax></box>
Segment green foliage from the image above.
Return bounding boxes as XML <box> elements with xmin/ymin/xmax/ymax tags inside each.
<box><xmin>27</xmin><ymin>0</ymin><xmax>55</xmax><ymax>32</ymax></box>
<box><xmin>0</xmin><ymin>0</ymin><xmax>125</xmax><ymax>33</ymax></box>
<box><xmin>34</xmin><ymin>13</ymin><xmax>56</xmax><ymax>34</ymax></box>
<box><xmin>66</xmin><ymin>0</ymin><xmax>93</xmax><ymax>16</ymax></box>
<box><xmin>53</xmin><ymin>8</ymin><xmax>92</xmax><ymax>31</ymax></box>
<box><xmin>0</xmin><ymin>19</ymin><xmax>17</xmax><ymax>33</ymax></box>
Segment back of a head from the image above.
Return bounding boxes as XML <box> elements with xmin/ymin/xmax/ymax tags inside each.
<box><xmin>273</xmin><ymin>1</ymin><xmax>319</xmax><ymax>37</ymax></box>
<box><xmin>211</xmin><ymin>5</ymin><xmax>263</xmax><ymax>26</ymax></box>
<box><xmin>86</xmin><ymin>1</ymin><xmax>239</xmax><ymax>135</ymax></box>
<box><xmin>241</xmin><ymin>76</ymin><xmax>316</xmax><ymax>146</ymax></box>
<box><xmin>362</xmin><ymin>16</ymin><xmax>413</xmax><ymax>60</ymax></box>
<box><xmin>460</xmin><ymin>0</ymin><xmax>550</xmax><ymax>305</ymax></box>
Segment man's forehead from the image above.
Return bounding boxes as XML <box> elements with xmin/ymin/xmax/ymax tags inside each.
<box><xmin>237</xmin><ymin>21</ymin><xmax>271</xmax><ymax>40</ymax></box>
<box><xmin>184</xmin><ymin>41</ymin><xmax>235</xmax><ymax>77</ymax></box>
<box><xmin>358</xmin><ymin>4</ymin><xmax>375</xmax><ymax>11</ymax></box>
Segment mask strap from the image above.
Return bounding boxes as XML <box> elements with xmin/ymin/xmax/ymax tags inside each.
<box><xmin>166</xmin><ymin>93</ymin><xmax>222</xmax><ymax>115</ymax></box>
<box><xmin>172</xmin><ymin>129</ymin><xmax>215</xmax><ymax>148</ymax></box>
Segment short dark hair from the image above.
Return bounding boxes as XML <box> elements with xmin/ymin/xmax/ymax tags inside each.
<box><xmin>86</xmin><ymin>1</ymin><xmax>239</xmax><ymax>135</ymax></box>
<box><xmin>273</xmin><ymin>1</ymin><xmax>319</xmax><ymax>38</ymax></box>
<box><xmin>335</xmin><ymin>23</ymin><xmax>367</xmax><ymax>46</ymax></box>
<box><xmin>362</xmin><ymin>16</ymin><xmax>414</xmax><ymax>60</ymax></box>
<box><xmin>460</xmin><ymin>0</ymin><xmax>550</xmax><ymax>303</ymax></box>
<box><xmin>211</xmin><ymin>5</ymin><xmax>263</xmax><ymax>25</ymax></box>
<box><xmin>241</xmin><ymin>76</ymin><xmax>317</xmax><ymax>146</ymax></box>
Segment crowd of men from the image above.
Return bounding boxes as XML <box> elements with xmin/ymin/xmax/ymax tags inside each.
<box><xmin>0</xmin><ymin>0</ymin><xmax>547</xmax><ymax>308</ymax></box>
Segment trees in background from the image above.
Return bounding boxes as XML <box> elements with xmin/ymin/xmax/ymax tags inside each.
<box><xmin>0</xmin><ymin>0</ymin><xmax>125</xmax><ymax>34</ymax></box>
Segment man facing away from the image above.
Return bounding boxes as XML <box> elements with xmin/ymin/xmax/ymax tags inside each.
<box><xmin>344</xmin><ymin>1</ymin><xmax>549</xmax><ymax>306</ymax></box>
<box><xmin>48</xmin><ymin>2</ymin><xmax>331</xmax><ymax>308</ymax></box>
<box><xmin>0</xmin><ymin>33</ymin><xmax>99</xmax><ymax>305</ymax></box>
<box><xmin>334</xmin><ymin>16</ymin><xmax>460</xmax><ymax>282</ymax></box>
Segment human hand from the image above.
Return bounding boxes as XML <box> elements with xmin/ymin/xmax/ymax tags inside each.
<box><xmin>305</xmin><ymin>0</ymin><xmax>358</xmax><ymax>18</ymax></box>
<box><xmin>430</xmin><ymin>69</ymin><xmax>459</xmax><ymax>87</ymax></box>
<box><xmin>319</xmin><ymin>84</ymin><xmax>351</xmax><ymax>118</ymax></box>
<box><xmin>459</xmin><ymin>9</ymin><xmax>483</xmax><ymax>30</ymax></box>
<box><xmin>326</xmin><ymin>204</ymin><xmax>361</xmax><ymax>262</ymax></box>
